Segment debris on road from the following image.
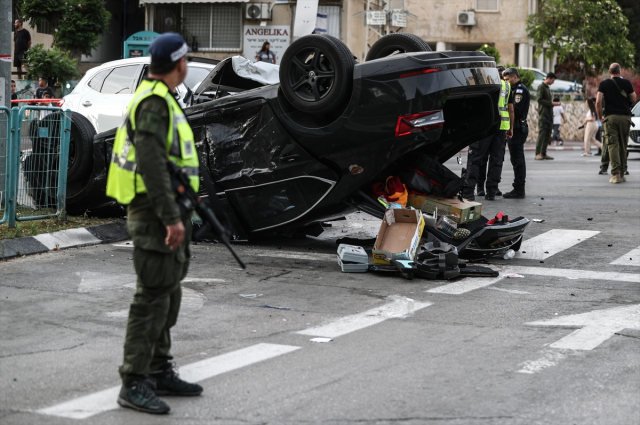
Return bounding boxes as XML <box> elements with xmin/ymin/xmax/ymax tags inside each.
<box><xmin>503</xmin><ymin>249</ymin><xmax>515</xmax><ymax>260</ymax></box>
<box><xmin>385</xmin><ymin>295</ymin><xmax>416</xmax><ymax>318</ymax></box>
<box><xmin>337</xmin><ymin>244</ymin><xmax>369</xmax><ymax>273</ymax></box>
<box><xmin>260</xmin><ymin>305</ymin><xmax>294</xmax><ymax>311</ymax></box>
<box><xmin>505</xmin><ymin>274</ymin><xmax>525</xmax><ymax>278</ymax></box>
<box><xmin>240</xmin><ymin>294</ymin><xmax>263</xmax><ymax>298</ymax></box>
<box><xmin>533</xmin><ymin>219</ymin><xmax>545</xmax><ymax>223</ymax></box>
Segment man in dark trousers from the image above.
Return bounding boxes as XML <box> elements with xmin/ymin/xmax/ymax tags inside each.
<box><xmin>13</xmin><ymin>19</ymin><xmax>31</xmax><ymax>79</ymax></box>
<box><xmin>502</xmin><ymin>67</ymin><xmax>530</xmax><ymax>198</ymax></box>
<box><xmin>535</xmin><ymin>72</ymin><xmax>561</xmax><ymax>160</ymax></box>
<box><xmin>596</xmin><ymin>63</ymin><xmax>637</xmax><ymax>183</ymax></box>
<box><xmin>463</xmin><ymin>67</ymin><xmax>513</xmax><ymax>201</ymax></box>
<box><xmin>106</xmin><ymin>33</ymin><xmax>203</xmax><ymax>415</ymax></box>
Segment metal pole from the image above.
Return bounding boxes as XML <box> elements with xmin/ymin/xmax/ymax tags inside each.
<box><xmin>1</xmin><ymin>0</ymin><xmax>12</xmax><ymax>211</ymax></box>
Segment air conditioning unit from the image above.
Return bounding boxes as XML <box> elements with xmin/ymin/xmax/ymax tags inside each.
<box><xmin>246</xmin><ymin>3</ymin><xmax>271</xmax><ymax>20</ymax></box>
<box><xmin>457</xmin><ymin>11</ymin><xmax>476</xmax><ymax>26</ymax></box>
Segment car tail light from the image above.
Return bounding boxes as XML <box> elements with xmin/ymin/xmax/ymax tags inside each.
<box><xmin>399</xmin><ymin>68</ymin><xmax>441</xmax><ymax>79</ymax></box>
<box><xmin>395</xmin><ymin>110</ymin><xmax>444</xmax><ymax>137</ymax></box>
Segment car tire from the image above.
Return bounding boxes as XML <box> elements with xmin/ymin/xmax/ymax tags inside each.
<box><xmin>279</xmin><ymin>34</ymin><xmax>354</xmax><ymax>114</ymax></box>
<box><xmin>31</xmin><ymin>112</ymin><xmax>96</xmax><ymax>184</ymax></box>
<box><xmin>365</xmin><ymin>33</ymin><xmax>432</xmax><ymax>61</ymax></box>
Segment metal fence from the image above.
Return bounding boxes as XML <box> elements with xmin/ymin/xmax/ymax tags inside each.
<box><xmin>0</xmin><ymin>107</ymin><xmax>9</xmax><ymax>225</ymax></box>
<box><xmin>0</xmin><ymin>107</ymin><xmax>71</xmax><ymax>228</ymax></box>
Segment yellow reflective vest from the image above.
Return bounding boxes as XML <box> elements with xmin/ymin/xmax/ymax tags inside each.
<box><xmin>499</xmin><ymin>79</ymin><xmax>511</xmax><ymax>130</ymax></box>
<box><xmin>106</xmin><ymin>79</ymin><xmax>199</xmax><ymax>205</ymax></box>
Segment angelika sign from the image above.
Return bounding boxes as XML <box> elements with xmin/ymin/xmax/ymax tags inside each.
<box><xmin>243</xmin><ymin>25</ymin><xmax>290</xmax><ymax>63</ymax></box>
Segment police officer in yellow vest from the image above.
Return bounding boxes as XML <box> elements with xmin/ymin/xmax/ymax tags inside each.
<box><xmin>463</xmin><ymin>66</ymin><xmax>514</xmax><ymax>201</ymax></box>
<box><xmin>106</xmin><ymin>33</ymin><xmax>202</xmax><ymax>415</ymax></box>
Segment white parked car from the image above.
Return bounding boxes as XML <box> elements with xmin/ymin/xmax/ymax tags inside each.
<box><xmin>629</xmin><ymin>102</ymin><xmax>640</xmax><ymax>155</ymax></box>
<box><xmin>521</xmin><ymin>67</ymin><xmax>583</xmax><ymax>93</ymax></box>
<box><xmin>61</xmin><ymin>56</ymin><xmax>218</xmax><ymax>134</ymax></box>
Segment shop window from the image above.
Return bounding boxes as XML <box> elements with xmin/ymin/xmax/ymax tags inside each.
<box><xmin>317</xmin><ymin>5</ymin><xmax>341</xmax><ymax>40</ymax></box>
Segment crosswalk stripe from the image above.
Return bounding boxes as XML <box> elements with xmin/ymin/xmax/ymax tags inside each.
<box><xmin>515</xmin><ymin>229</ymin><xmax>600</xmax><ymax>260</ymax></box>
<box><xmin>37</xmin><ymin>343</ymin><xmax>300</xmax><ymax>420</ymax></box>
<box><xmin>427</xmin><ymin>265</ymin><xmax>640</xmax><ymax>295</ymax></box>
<box><xmin>297</xmin><ymin>299</ymin><xmax>433</xmax><ymax>338</ymax></box>
<box><xmin>610</xmin><ymin>247</ymin><xmax>640</xmax><ymax>267</ymax></box>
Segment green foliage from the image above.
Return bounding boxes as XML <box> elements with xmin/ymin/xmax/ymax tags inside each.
<box><xmin>503</xmin><ymin>63</ymin><xmax>535</xmax><ymax>90</ymax></box>
<box><xmin>24</xmin><ymin>44</ymin><xmax>81</xmax><ymax>85</ymax></box>
<box><xmin>527</xmin><ymin>0</ymin><xmax>635</xmax><ymax>74</ymax></box>
<box><xmin>477</xmin><ymin>44</ymin><xmax>501</xmax><ymax>64</ymax></box>
<box><xmin>617</xmin><ymin>0</ymin><xmax>640</xmax><ymax>69</ymax></box>
<box><xmin>19</xmin><ymin>0</ymin><xmax>111</xmax><ymax>59</ymax></box>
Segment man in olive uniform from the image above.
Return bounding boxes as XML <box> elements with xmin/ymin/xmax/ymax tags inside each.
<box><xmin>535</xmin><ymin>72</ymin><xmax>561</xmax><ymax>160</ymax></box>
<box><xmin>596</xmin><ymin>63</ymin><xmax>637</xmax><ymax>183</ymax></box>
<box><xmin>463</xmin><ymin>67</ymin><xmax>513</xmax><ymax>201</ymax></box>
<box><xmin>106</xmin><ymin>33</ymin><xmax>203</xmax><ymax>414</ymax></box>
<box><xmin>502</xmin><ymin>67</ymin><xmax>530</xmax><ymax>198</ymax></box>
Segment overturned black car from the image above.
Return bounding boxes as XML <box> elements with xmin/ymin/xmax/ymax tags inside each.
<box><xmin>55</xmin><ymin>33</ymin><xmax>528</xmax><ymax>259</ymax></box>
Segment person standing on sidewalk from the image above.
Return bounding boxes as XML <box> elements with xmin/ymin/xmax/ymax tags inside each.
<box><xmin>106</xmin><ymin>33</ymin><xmax>203</xmax><ymax>415</ymax></box>
<box><xmin>581</xmin><ymin>97</ymin><xmax>602</xmax><ymax>156</ymax></box>
<box><xmin>13</xmin><ymin>19</ymin><xmax>31</xmax><ymax>80</ymax></box>
<box><xmin>552</xmin><ymin>96</ymin><xmax>565</xmax><ymax>145</ymax></box>
<box><xmin>535</xmin><ymin>72</ymin><xmax>561</xmax><ymax>160</ymax></box>
<box><xmin>596</xmin><ymin>63</ymin><xmax>637</xmax><ymax>183</ymax></box>
<box><xmin>502</xmin><ymin>67</ymin><xmax>529</xmax><ymax>199</ymax></box>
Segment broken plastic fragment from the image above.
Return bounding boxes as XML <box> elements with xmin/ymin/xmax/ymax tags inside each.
<box><xmin>532</xmin><ymin>219</ymin><xmax>545</xmax><ymax>223</ymax></box>
<box><xmin>310</xmin><ymin>337</ymin><xmax>333</xmax><ymax>343</ymax></box>
<box><xmin>240</xmin><ymin>294</ymin><xmax>263</xmax><ymax>298</ymax></box>
<box><xmin>505</xmin><ymin>274</ymin><xmax>525</xmax><ymax>278</ymax></box>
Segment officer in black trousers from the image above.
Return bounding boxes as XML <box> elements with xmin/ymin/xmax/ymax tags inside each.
<box><xmin>501</xmin><ymin>67</ymin><xmax>529</xmax><ymax>198</ymax></box>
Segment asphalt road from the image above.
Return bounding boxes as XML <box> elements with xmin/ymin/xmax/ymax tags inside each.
<box><xmin>1</xmin><ymin>150</ymin><xmax>639</xmax><ymax>425</ymax></box>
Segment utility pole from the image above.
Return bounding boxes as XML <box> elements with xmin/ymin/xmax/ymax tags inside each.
<box><xmin>1</xmin><ymin>0</ymin><xmax>11</xmax><ymax>204</ymax></box>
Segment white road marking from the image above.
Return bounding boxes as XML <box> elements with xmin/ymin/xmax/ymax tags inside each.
<box><xmin>427</xmin><ymin>265</ymin><xmax>640</xmax><ymax>295</ymax></box>
<box><xmin>526</xmin><ymin>304</ymin><xmax>640</xmax><ymax>350</ymax></box>
<box><xmin>427</xmin><ymin>275</ymin><xmax>504</xmax><ymax>295</ymax></box>
<box><xmin>37</xmin><ymin>343</ymin><xmax>300</xmax><ymax>420</ymax></box>
<box><xmin>517</xmin><ymin>349</ymin><xmax>569</xmax><ymax>374</ymax></box>
<box><xmin>34</xmin><ymin>228</ymin><xmax>101</xmax><ymax>250</ymax></box>
<box><xmin>76</xmin><ymin>272</ymin><xmax>135</xmax><ymax>293</ymax></box>
<box><xmin>182</xmin><ymin>277</ymin><xmax>226</xmax><ymax>283</ymax></box>
<box><xmin>610</xmin><ymin>247</ymin><xmax>640</xmax><ymax>267</ymax></box>
<box><xmin>487</xmin><ymin>287</ymin><xmax>532</xmax><ymax>295</ymax></box>
<box><xmin>515</xmin><ymin>229</ymin><xmax>600</xmax><ymax>260</ymax></box>
<box><xmin>297</xmin><ymin>299</ymin><xmax>432</xmax><ymax>338</ymax></box>
<box><xmin>255</xmin><ymin>252</ymin><xmax>335</xmax><ymax>261</ymax></box>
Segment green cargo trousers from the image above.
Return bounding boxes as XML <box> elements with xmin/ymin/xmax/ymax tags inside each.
<box><xmin>119</xmin><ymin>217</ymin><xmax>192</xmax><ymax>385</ymax></box>
<box><xmin>603</xmin><ymin>114</ymin><xmax>631</xmax><ymax>176</ymax></box>
<box><xmin>536</xmin><ymin>114</ymin><xmax>552</xmax><ymax>156</ymax></box>
<box><xmin>600</xmin><ymin>128</ymin><xmax>609</xmax><ymax>170</ymax></box>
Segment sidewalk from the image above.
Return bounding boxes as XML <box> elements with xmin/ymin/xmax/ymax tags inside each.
<box><xmin>461</xmin><ymin>141</ymin><xmax>585</xmax><ymax>152</ymax></box>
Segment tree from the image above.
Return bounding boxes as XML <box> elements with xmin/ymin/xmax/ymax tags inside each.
<box><xmin>527</xmin><ymin>0</ymin><xmax>635</xmax><ymax>75</ymax></box>
<box><xmin>24</xmin><ymin>44</ymin><xmax>81</xmax><ymax>86</ymax></box>
<box><xmin>617</xmin><ymin>0</ymin><xmax>640</xmax><ymax>69</ymax></box>
<box><xmin>19</xmin><ymin>0</ymin><xmax>111</xmax><ymax>65</ymax></box>
<box><xmin>477</xmin><ymin>44</ymin><xmax>500</xmax><ymax>64</ymax></box>
<box><xmin>527</xmin><ymin>0</ymin><xmax>635</xmax><ymax>77</ymax></box>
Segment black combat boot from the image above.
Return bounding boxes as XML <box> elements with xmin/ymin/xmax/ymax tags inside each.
<box><xmin>117</xmin><ymin>378</ymin><xmax>170</xmax><ymax>414</ymax></box>
<box><xmin>150</xmin><ymin>363</ymin><xmax>203</xmax><ymax>396</ymax></box>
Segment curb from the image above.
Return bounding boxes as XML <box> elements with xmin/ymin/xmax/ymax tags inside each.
<box><xmin>1</xmin><ymin>221</ymin><xmax>129</xmax><ymax>261</ymax></box>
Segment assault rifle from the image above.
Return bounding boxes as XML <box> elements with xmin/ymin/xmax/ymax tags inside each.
<box><xmin>167</xmin><ymin>161</ymin><xmax>246</xmax><ymax>269</ymax></box>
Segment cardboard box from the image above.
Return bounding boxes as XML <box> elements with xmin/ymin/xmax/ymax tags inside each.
<box><xmin>372</xmin><ymin>209</ymin><xmax>425</xmax><ymax>265</ymax></box>
<box><xmin>407</xmin><ymin>194</ymin><xmax>482</xmax><ymax>224</ymax></box>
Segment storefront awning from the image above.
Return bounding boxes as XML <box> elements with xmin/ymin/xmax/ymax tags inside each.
<box><xmin>139</xmin><ymin>0</ymin><xmax>249</xmax><ymax>5</ymax></box>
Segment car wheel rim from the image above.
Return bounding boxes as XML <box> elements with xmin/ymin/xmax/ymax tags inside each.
<box><xmin>288</xmin><ymin>47</ymin><xmax>336</xmax><ymax>102</ymax></box>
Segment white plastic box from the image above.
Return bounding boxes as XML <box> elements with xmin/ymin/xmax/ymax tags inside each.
<box><xmin>337</xmin><ymin>244</ymin><xmax>369</xmax><ymax>273</ymax></box>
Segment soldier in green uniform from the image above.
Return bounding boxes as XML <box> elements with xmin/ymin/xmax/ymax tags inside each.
<box><xmin>106</xmin><ymin>33</ymin><xmax>203</xmax><ymax>414</ymax></box>
<box><xmin>535</xmin><ymin>72</ymin><xmax>561</xmax><ymax>160</ymax></box>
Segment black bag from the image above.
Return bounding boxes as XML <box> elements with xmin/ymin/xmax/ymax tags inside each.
<box><xmin>400</xmin><ymin>152</ymin><xmax>464</xmax><ymax>198</ymax></box>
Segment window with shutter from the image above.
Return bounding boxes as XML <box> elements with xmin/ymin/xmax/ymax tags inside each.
<box><xmin>476</xmin><ymin>0</ymin><xmax>499</xmax><ymax>12</ymax></box>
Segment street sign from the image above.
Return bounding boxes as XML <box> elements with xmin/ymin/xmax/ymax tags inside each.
<box><xmin>526</xmin><ymin>304</ymin><xmax>640</xmax><ymax>350</ymax></box>
<box><xmin>366</xmin><ymin>11</ymin><xmax>386</xmax><ymax>26</ymax></box>
<box><xmin>391</xmin><ymin>12</ymin><xmax>407</xmax><ymax>27</ymax></box>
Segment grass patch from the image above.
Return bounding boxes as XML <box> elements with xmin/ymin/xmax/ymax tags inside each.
<box><xmin>0</xmin><ymin>214</ymin><xmax>120</xmax><ymax>240</ymax></box>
